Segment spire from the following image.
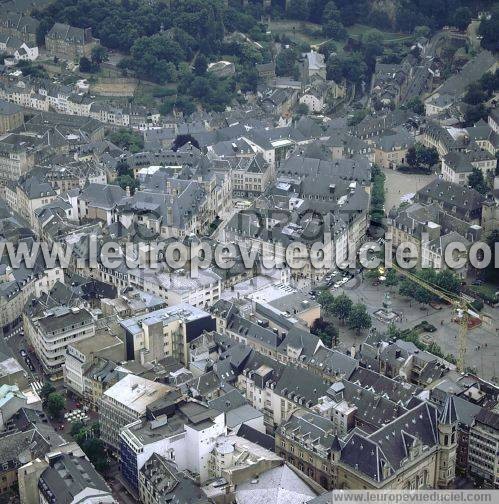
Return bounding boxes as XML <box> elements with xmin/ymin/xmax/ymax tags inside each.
<box><xmin>440</xmin><ymin>395</ymin><xmax>457</xmax><ymax>425</ymax></box>
<box><xmin>331</xmin><ymin>434</ymin><xmax>341</xmax><ymax>452</ymax></box>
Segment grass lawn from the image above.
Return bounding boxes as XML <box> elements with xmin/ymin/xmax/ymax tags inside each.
<box><xmin>268</xmin><ymin>20</ymin><xmax>327</xmax><ymax>45</ymax></box>
<box><xmin>347</xmin><ymin>24</ymin><xmax>414</xmax><ymax>44</ymax></box>
<box><xmin>268</xmin><ymin>20</ymin><xmax>414</xmax><ymax>52</ymax></box>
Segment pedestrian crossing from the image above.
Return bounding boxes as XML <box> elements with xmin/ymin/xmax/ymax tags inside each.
<box><xmin>31</xmin><ymin>380</ymin><xmax>43</xmax><ymax>393</ymax></box>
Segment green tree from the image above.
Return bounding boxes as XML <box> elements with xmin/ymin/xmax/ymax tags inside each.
<box><xmin>275</xmin><ymin>48</ymin><xmax>297</xmax><ymax>77</ymax></box>
<box><xmin>479</xmin><ymin>70</ymin><xmax>499</xmax><ymax>96</ymax></box>
<box><xmin>407</xmin><ymin>143</ymin><xmax>439</xmax><ymax>172</ymax></box>
<box><xmin>322</xmin><ymin>1</ymin><xmax>340</xmax><ymax>26</ymax></box>
<box><xmin>406</xmin><ymin>146</ymin><xmax>417</xmax><ymax>168</ymax></box>
<box><xmin>361</xmin><ymin>30</ymin><xmax>384</xmax><ymax>70</ymax></box>
<box><xmin>434</xmin><ymin>270</ymin><xmax>460</xmax><ymax>294</ymax></box>
<box><xmin>40</xmin><ymin>382</ymin><xmax>55</xmax><ymax>399</ymax></box>
<box><xmin>322</xmin><ymin>4</ymin><xmax>347</xmax><ymax>40</ymax></box>
<box><xmin>399</xmin><ymin>277</ymin><xmax>433</xmax><ymax>304</ymax></box>
<box><xmin>478</xmin><ymin>7</ymin><xmax>499</xmax><ymax>52</ymax></box>
<box><xmin>326</xmin><ymin>55</ymin><xmax>343</xmax><ymax>83</ymax></box>
<box><xmin>384</xmin><ymin>268</ymin><xmax>399</xmax><ymax>287</ymax></box>
<box><xmin>468</xmin><ymin>167</ymin><xmax>488</xmax><ymax>195</ymax></box>
<box><xmin>116</xmin><ymin>159</ymin><xmax>131</xmax><ymax>177</ymax></box>
<box><xmin>47</xmin><ymin>392</ymin><xmax>65</xmax><ymax>418</ymax></box>
<box><xmin>331</xmin><ymin>293</ymin><xmax>353</xmax><ymax>324</ymax></box>
<box><xmin>311</xmin><ymin>318</ymin><xmax>339</xmax><ymax>347</ymax></box>
<box><xmin>463</xmin><ymin>83</ymin><xmax>487</xmax><ymax>105</ymax></box>
<box><xmin>286</xmin><ymin>0</ymin><xmax>309</xmax><ymax>20</ymax></box>
<box><xmin>317</xmin><ymin>290</ymin><xmax>335</xmax><ymax>313</ymax></box>
<box><xmin>193</xmin><ymin>53</ymin><xmax>208</xmax><ymax>76</ymax></box>
<box><xmin>405</xmin><ymin>97</ymin><xmax>424</xmax><ymax>115</ymax></box>
<box><xmin>91</xmin><ymin>45</ymin><xmax>108</xmax><ymax>64</ymax></box>
<box><xmin>464</xmin><ymin>103</ymin><xmax>487</xmax><ymax>125</ymax></box>
<box><xmin>452</xmin><ymin>7</ymin><xmax>472</xmax><ymax>31</ymax></box>
<box><xmin>413</xmin><ymin>26</ymin><xmax>431</xmax><ymax>38</ymax></box>
<box><xmin>114</xmin><ymin>174</ymin><xmax>139</xmax><ymax>194</ymax></box>
<box><xmin>70</xmin><ymin>421</ymin><xmax>85</xmax><ymax>438</ymax></box>
<box><xmin>109</xmin><ymin>129</ymin><xmax>144</xmax><ymax>153</ymax></box>
<box><xmin>348</xmin><ymin>303</ymin><xmax>372</xmax><ymax>333</ymax></box>
<box><xmin>79</xmin><ymin>56</ymin><xmax>93</xmax><ymax>73</ymax></box>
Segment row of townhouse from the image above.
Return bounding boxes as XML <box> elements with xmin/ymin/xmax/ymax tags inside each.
<box><xmin>0</xmin><ymin>79</ymin><xmax>160</xmax><ymax>129</ymax></box>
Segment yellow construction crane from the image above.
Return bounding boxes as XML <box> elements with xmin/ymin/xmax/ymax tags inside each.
<box><xmin>381</xmin><ymin>264</ymin><xmax>478</xmax><ymax>373</ymax></box>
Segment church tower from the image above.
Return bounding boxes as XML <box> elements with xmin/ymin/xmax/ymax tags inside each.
<box><xmin>436</xmin><ymin>395</ymin><xmax>458</xmax><ymax>488</ymax></box>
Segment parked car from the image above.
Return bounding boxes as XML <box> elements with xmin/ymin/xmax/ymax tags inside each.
<box><xmin>20</xmin><ymin>349</ymin><xmax>27</xmax><ymax>357</ymax></box>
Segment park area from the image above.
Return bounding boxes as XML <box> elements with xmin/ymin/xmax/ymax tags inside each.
<box><xmin>268</xmin><ymin>20</ymin><xmax>414</xmax><ymax>49</ymax></box>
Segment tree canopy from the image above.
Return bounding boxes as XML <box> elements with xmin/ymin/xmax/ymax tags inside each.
<box><xmin>468</xmin><ymin>167</ymin><xmax>489</xmax><ymax>195</ymax></box>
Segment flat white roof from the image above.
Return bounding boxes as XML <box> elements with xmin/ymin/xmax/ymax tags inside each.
<box><xmin>104</xmin><ymin>374</ymin><xmax>170</xmax><ymax>414</ymax></box>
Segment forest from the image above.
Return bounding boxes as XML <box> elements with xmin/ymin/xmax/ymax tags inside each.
<box><xmin>31</xmin><ymin>0</ymin><xmax>499</xmax><ymax>111</ymax></box>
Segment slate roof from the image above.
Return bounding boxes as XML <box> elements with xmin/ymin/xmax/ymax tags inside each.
<box><xmin>415</xmin><ymin>179</ymin><xmax>485</xmax><ymax>214</ymax></box>
<box><xmin>18</xmin><ymin>175</ymin><xmax>56</xmax><ymax>200</ymax></box>
<box><xmin>475</xmin><ymin>408</ymin><xmax>499</xmax><ymax>430</ymax></box>
<box><xmin>46</xmin><ymin>23</ymin><xmax>93</xmax><ymax>44</ymax></box>
<box><xmin>280</xmin><ymin>410</ymin><xmax>334</xmax><ymax>452</ymax></box>
<box><xmin>439</xmin><ymin>394</ymin><xmax>457</xmax><ymax>425</ymax></box>
<box><xmin>235</xmin><ymin>463</ymin><xmax>317</xmax><ymax>504</ymax></box>
<box><xmin>435</xmin><ymin>51</ymin><xmax>496</xmax><ymax>98</ymax></box>
<box><xmin>140</xmin><ymin>453</ymin><xmax>211</xmax><ymax>504</ymax></box>
<box><xmin>79</xmin><ymin>183</ymin><xmax>126</xmax><ymax>210</ymax></box>
<box><xmin>237</xmin><ymin>423</ymin><xmax>275</xmax><ymax>451</ymax></box>
<box><xmin>451</xmin><ymin>396</ymin><xmax>482</xmax><ymax>428</ymax></box>
<box><xmin>302</xmin><ymin>346</ymin><xmax>358</xmax><ymax>380</ymax></box>
<box><xmin>39</xmin><ymin>453</ymin><xmax>112</xmax><ymax>503</ymax></box>
<box><xmin>348</xmin><ymin>367</ymin><xmax>421</xmax><ymax>408</ymax></box>
<box><xmin>340</xmin><ymin>402</ymin><xmax>440</xmax><ymax>483</ymax></box>
<box><xmin>0</xmin><ymin>99</ymin><xmax>22</xmax><ymax>115</ymax></box>
<box><xmin>275</xmin><ymin>366</ymin><xmax>329</xmax><ymax>407</ymax></box>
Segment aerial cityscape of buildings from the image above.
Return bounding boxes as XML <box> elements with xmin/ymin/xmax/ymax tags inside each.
<box><xmin>0</xmin><ymin>0</ymin><xmax>497</xmax><ymax>503</ymax></box>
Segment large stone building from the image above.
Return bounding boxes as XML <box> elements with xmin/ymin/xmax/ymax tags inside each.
<box><xmin>337</xmin><ymin>399</ymin><xmax>457</xmax><ymax>489</ymax></box>
<box><xmin>24</xmin><ymin>306</ymin><xmax>95</xmax><ymax>376</ymax></box>
<box><xmin>0</xmin><ymin>13</ymin><xmax>39</xmax><ymax>45</ymax></box>
<box><xmin>0</xmin><ymin>100</ymin><xmax>23</xmax><ymax>134</ymax></box>
<box><xmin>0</xmin><ymin>134</ymin><xmax>36</xmax><ymax>182</ymax></box>
<box><xmin>45</xmin><ymin>23</ymin><xmax>99</xmax><ymax>61</ymax></box>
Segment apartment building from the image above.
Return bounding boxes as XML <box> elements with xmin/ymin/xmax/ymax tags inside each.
<box><xmin>120</xmin><ymin>399</ymin><xmax>225</xmax><ymax>492</ymax></box>
<box><xmin>63</xmin><ymin>330</ymin><xmax>124</xmax><ymax>397</ymax></box>
<box><xmin>119</xmin><ymin>303</ymin><xmax>215</xmax><ymax>365</ymax></box>
<box><xmin>232</xmin><ymin>154</ymin><xmax>274</xmax><ymax>198</ymax></box>
<box><xmin>24</xmin><ymin>306</ymin><xmax>95</xmax><ymax>376</ymax></box>
<box><xmin>372</xmin><ymin>129</ymin><xmax>414</xmax><ymax>170</ymax></box>
<box><xmin>45</xmin><ymin>23</ymin><xmax>99</xmax><ymax>61</ymax></box>
<box><xmin>1</xmin><ymin>267</ymin><xmax>64</xmax><ymax>336</ymax></box>
<box><xmin>98</xmin><ymin>374</ymin><xmax>171</xmax><ymax>450</ymax></box>
<box><xmin>276</xmin><ymin>410</ymin><xmax>339</xmax><ymax>490</ymax></box>
<box><xmin>139</xmin><ymin>453</ymin><xmax>212</xmax><ymax>504</ymax></box>
<box><xmin>5</xmin><ymin>175</ymin><xmax>58</xmax><ymax>228</ymax></box>
<box><xmin>127</xmin><ymin>268</ymin><xmax>222</xmax><ymax>309</ymax></box>
<box><xmin>468</xmin><ymin>408</ymin><xmax>499</xmax><ymax>488</ymax></box>
<box><xmin>0</xmin><ymin>134</ymin><xmax>36</xmax><ymax>181</ymax></box>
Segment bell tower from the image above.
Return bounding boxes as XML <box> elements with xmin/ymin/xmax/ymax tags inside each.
<box><xmin>436</xmin><ymin>395</ymin><xmax>458</xmax><ymax>488</ymax></box>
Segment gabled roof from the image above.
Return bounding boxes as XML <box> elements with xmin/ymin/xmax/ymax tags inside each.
<box><xmin>439</xmin><ymin>394</ymin><xmax>457</xmax><ymax>425</ymax></box>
